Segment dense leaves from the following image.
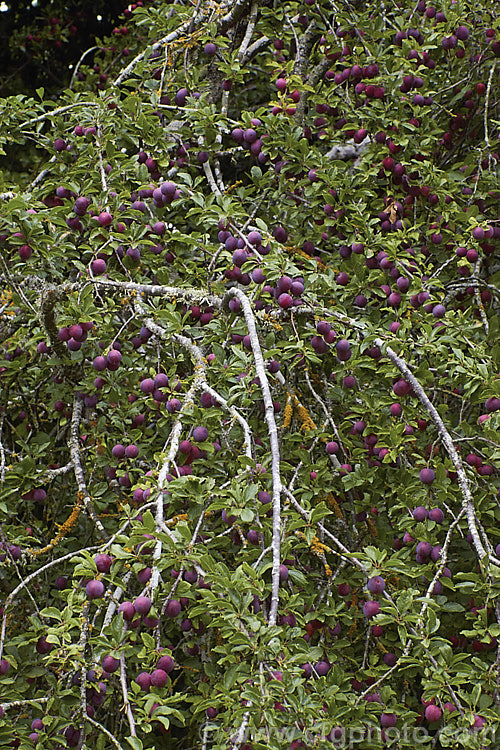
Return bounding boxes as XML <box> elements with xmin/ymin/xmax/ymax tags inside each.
<box><xmin>0</xmin><ymin>0</ymin><xmax>499</xmax><ymax>748</ymax></box>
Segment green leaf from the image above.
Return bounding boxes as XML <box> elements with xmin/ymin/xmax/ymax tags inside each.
<box><xmin>309</xmin><ymin>502</ymin><xmax>331</xmax><ymax>524</ymax></box>
<box><xmin>240</xmin><ymin>508</ymin><xmax>254</xmax><ymax>523</ymax></box>
<box><xmin>223</xmin><ymin>664</ymin><xmax>240</xmax><ymax>690</ymax></box>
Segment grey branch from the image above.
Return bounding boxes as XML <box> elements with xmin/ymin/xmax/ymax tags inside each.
<box><xmin>230</xmin><ymin>711</ymin><xmax>250</xmax><ymax>749</ymax></box>
<box><xmin>119</xmin><ymin>653</ymin><xmax>136</xmax><ymax>737</ymax></box>
<box><xmin>92</xmin><ymin>277</ymin><xmax>222</xmax><ymax>308</ymax></box>
<box><xmin>224</xmin><ymin>288</ymin><xmax>283</xmax><ymax>627</ymax></box>
<box><xmin>282</xmin><ymin>487</ymin><xmax>368</xmax><ymax>572</ymax></box>
<box><xmin>326</xmin><ymin>136</ymin><xmax>370</xmax><ymax>161</ymax></box>
<box><xmin>374</xmin><ymin>339</ymin><xmax>500</xmax><ymax>568</ymax></box>
<box><xmin>70</xmin><ymin>396</ymin><xmax>109</xmax><ymax>541</ymax></box>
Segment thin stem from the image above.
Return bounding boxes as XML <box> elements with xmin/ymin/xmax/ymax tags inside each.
<box><xmin>0</xmin><ymin>545</ymin><xmax>99</xmax><ymax>659</ymax></box>
<box><xmin>70</xmin><ymin>396</ymin><xmax>109</xmax><ymax>541</ymax></box>
<box><xmin>119</xmin><ymin>653</ymin><xmax>136</xmax><ymax>736</ymax></box>
<box><xmin>70</xmin><ymin>47</ymin><xmax>101</xmax><ymax>89</ymax></box>
<box><xmin>85</xmin><ymin>716</ymin><xmax>126</xmax><ymax>750</ymax></box>
<box><xmin>282</xmin><ymin>486</ymin><xmax>367</xmax><ymax>573</ymax></box>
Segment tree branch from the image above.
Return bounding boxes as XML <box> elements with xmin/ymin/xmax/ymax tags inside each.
<box><xmin>224</xmin><ymin>289</ymin><xmax>282</xmax><ymax>625</ymax></box>
<box><xmin>70</xmin><ymin>396</ymin><xmax>109</xmax><ymax>541</ymax></box>
<box><xmin>374</xmin><ymin>340</ymin><xmax>500</xmax><ymax>567</ymax></box>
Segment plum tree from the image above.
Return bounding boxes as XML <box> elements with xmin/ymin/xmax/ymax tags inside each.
<box><xmin>0</xmin><ymin>0</ymin><xmax>499</xmax><ymax>748</ymax></box>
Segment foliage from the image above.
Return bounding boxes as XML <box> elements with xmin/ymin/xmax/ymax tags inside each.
<box><xmin>0</xmin><ymin>0</ymin><xmax>499</xmax><ymax>748</ymax></box>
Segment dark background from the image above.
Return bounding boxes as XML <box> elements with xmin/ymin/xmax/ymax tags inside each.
<box><xmin>0</xmin><ymin>0</ymin><xmax>128</xmax><ymax>96</ymax></box>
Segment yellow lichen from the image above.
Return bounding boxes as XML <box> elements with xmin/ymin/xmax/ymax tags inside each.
<box><xmin>294</xmin><ymin>398</ymin><xmax>316</xmax><ymax>432</ymax></box>
<box><xmin>325</xmin><ymin>493</ymin><xmax>343</xmax><ymax>519</ymax></box>
<box><xmin>225</xmin><ymin>180</ymin><xmax>244</xmax><ymax>194</ymax></box>
<box><xmin>29</xmin><ymin>496</ymin><xmax>82</xmax><ymax>556</ymax></box>
<box><xmin>310</xmin><ymin>536</ymin><xmax>331</xmax><ymax>555</ymax></box>
<box><xmin>283</xmin><ymin>395</ymin><xmax>293</xmax><ymax>429</ymax></box>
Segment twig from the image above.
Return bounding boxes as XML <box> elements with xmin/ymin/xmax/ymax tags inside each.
<box><xmin>85</xmin><ymin>716</ymin><xmax>126</xmax><ymax>750</ymax></box>
<box><xmin>282</xmin><ymin>487</ymin><xmax>367</xmax><ymax>572</ymax></box>
<box><xmin>96</xmin><ymin>130</ymin><xmax>108</xmax><ymax>193</ymax></box>
<box><xmin>43</xmin><ymin>461</ymin><xmax>74</xmax><ymax>480</ymax></box>
<box><xmin>28</xmin><ymin>154</ymin><xmax>57</xmax><ymax>190</ymax></box>
<box><xmin>70</xmin><ymin>47</ymin><xmax>101</xmax><ymax>90</ymax></box>
<box><xmin>0</xmin><ymin>417</ymin><xmax>6</xmax><ymax>483</ymax></box>
<box><xmin>119</xmin><ymin>653</ymin><xmax>136</xmax><ymax>737</ymax></box>
<box><xmin>135</xmin><ymin>309</ymin><xmax>207</xmax><ymax>596</ymax></box>
<box><xmin>19</xmin><ymin>103</ymin><xmax>99</xmax><ymax>130</ymax></box>
<box><xmin>101</xmin><ymin>571</ymin><xmax>132</xmax><ymax>633</ymax></box>
<box><xmin>361</xmin><ymin>624</ymin><xmax>371</xmax><ymax>670</ymax></box>
<box><xmin>69</xmin><ymin>396</ymin><xmax>109</xmax><ymax>541</ymax></box>
<box><xmin>0</xmin><ymin>545</ymin><xmax>100</xmax><ymax>659</ymax></box>
<box><xmin>472</xmin><ymin>260</ymin><xmax>489</xmax><ymax>335</ymax></box>
<box><xmin>0</xmin><ymin>528</ymin><xmax>40</xmax><ymax>615</ymax></box>
<box><xmin>77</xmin><ymin>603</ymin><xmax>91</xmax><ymax>750</ymax></box>
<box><xmin>202</xmin><ymin>384</ymin><xmax>253</xmax><ymax>459</ymax></box>
<box><xmin>302</xmin><ymin>369</ymin><xmax>344</xmax><ymax>462</ymax></box>
<box><xmin>0</xmin><ymin>252</ymin><xmax>37</xmax><ymax>315</ymax></box>
<box><xmin>203</xmin><ymin>159</ymin><xmax>222</xmax><ymax>195</ymax></box>
<box><xmin>416</xmin><ymin>509</ymin><xmax>464</xmax><ymax>633</ymax></box>
<box><xmin>201</xmin><ymin>722</ymin><xmax>211</xmax><ymax>750</ymax></box>
<box><xmin>484</xmin><ymin>62</ymin><xmax>496</xmax><ymax>149</ymax></box>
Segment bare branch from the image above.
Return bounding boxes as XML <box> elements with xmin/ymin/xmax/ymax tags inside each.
<box><xmin>119</xmin><ymin>653</ymin><xmax>136</xmax><ymax>737</ymax></box>
<box><xmin>70</xmin><ymin>396</ymin><xmax>109</xmax><ymax>541</ymax></box>
<box><xmin>92</xmin><ymin>277</ymin><xmax>222</xmax><ymax>308</ymax></box>
<box><xmin>85</xmin><ymin>716</ymin><xmax>126</xmax><ymax>750</ymax></box>
<box><xmin>0</xmin><ymin>696</ymin><xmax>50</xmax><ymax>711</ymax></box>
<box><xmin>237</xmin><ymin>2</ymin><xmax>259</xmax><ymax>63</ymax></box>
<box><xmin>224</xmin><ymin>288</ymin><xmax>283</xmax><ymax>626</ymax></box>
<box><xmin>19</xmin><ymin>103</ymin><xmax>99</xmax><ymax>130</ymax></box>
<box><xmin>69</xmin><ymin>47</ymin><xmax>101</xmax><ymax>90</ymax></box>
<box><xmin>231</xmin><ymin>711</ymin><xmax>250</xmax><ymax>749</ymax></box>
